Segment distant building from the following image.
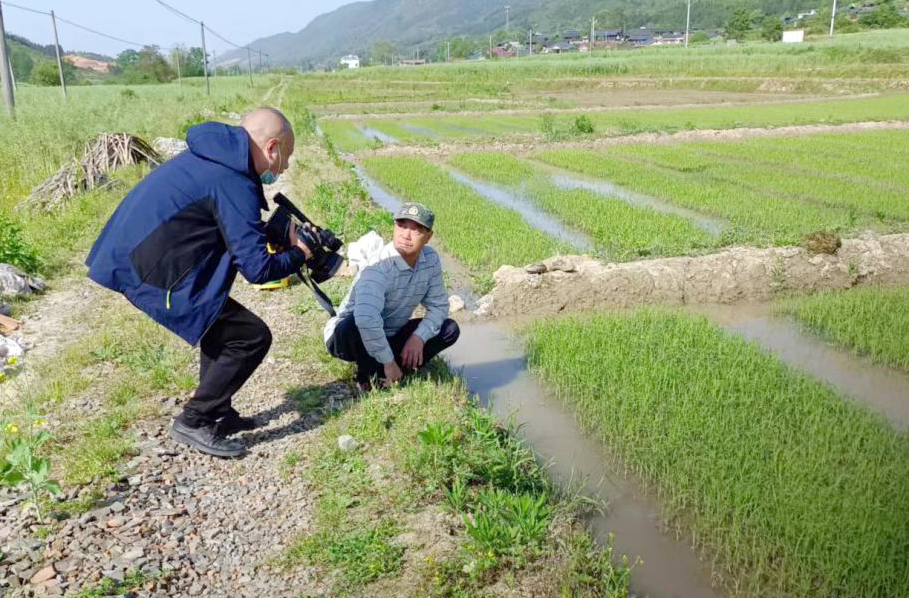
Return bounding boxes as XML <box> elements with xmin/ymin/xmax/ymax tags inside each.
<box><xmin>543</xmin><ymin>41</ymin><xmax>575</xmax><ymax>53</ymax></box>
<box><xmin>400</xmin><ymin>59</ymin><xmax>426</xmax><ymax>66</ymax></box>
<box><xmin>340</xmin><ymin>55</ymin><xmax>360</xmax><ymax>69</ymax></box>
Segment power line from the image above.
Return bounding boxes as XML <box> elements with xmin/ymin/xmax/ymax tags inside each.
<box><xmin>3</xmin><ymin>2</ymin><xmax>151</xmax><ymax>48</ymax></box>
<box><xmin>152</xmin><ymin>0</ymin><xmax>198</xmax><ymax>26</ymax></box>
<box><xmin>2</xmin><ymin>2</ymin><xmax>50</xmax><ymax>17</ymax></box>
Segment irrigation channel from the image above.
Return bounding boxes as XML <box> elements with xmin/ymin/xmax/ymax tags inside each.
<box><xmin>446</xmin><ymin>169</ymin><xmax>595</xmax><ymax>252</ymax></box>
<box><xmin>444</xmin><ymin>322</ymin><xmax>725</xmax><ymax>598</ymax></box>
<box><xmin>357</xmin><ymin>125</ymin><xmax>399</xmax><ymax>144</ymax></box>
<box><xmin>692</xmin><ymin>303</ymin><xmax>909</xmax><ymax>431</ymax></box>
<box><xmin>540</xmin><ymin>164</ymin><xmax>728</xmax><ymax>235</ymax></box>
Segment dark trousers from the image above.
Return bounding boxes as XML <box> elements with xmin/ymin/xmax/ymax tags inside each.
<box><xmin>326</xmin><ymin>316</ymin><xmax>460</xmax><ymax>382</ymax></box>
<box><xmin>179</xmin><ymin>298</ymin><xmax>272</xmax><ymax>427</ymax></box>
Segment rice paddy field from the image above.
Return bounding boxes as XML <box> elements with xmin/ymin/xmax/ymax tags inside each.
<box><xmin>4</xmin><ymin>26</ymin><xmax>909</xmax><ymax>598</ymax></box>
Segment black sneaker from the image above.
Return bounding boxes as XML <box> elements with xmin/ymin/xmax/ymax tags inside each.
<box><xmin>216</xmin><ymin>411</ymin><xmax>258</xmax><ymax>436</ymax></box>
<box><xmin>170</xmin><ymin>418</ymin><xmax>246</xmax><ymax>458</ymax></box>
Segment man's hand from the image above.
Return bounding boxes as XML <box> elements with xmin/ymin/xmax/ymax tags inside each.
<box><xmin>383</xmin><ymin>361</ymin><xmax>403</xmax><ymax>386</ymax></box>
<box><xmin>400</xmin><ymin>334</ymin><xmax>425</xmax><ymax>369</ymax></box>
<box><xmin>289</xmin><ymin>223</ymin><xmax>313</xmax><ymax>260</ymax></box>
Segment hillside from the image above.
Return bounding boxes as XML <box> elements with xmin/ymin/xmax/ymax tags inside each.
<box><xmin>218</xmin><ymin>0</ymin><xmax>817</xmax><ymax>67</ymax></box>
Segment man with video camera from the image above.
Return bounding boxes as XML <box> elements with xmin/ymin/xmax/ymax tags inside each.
<box><xmin>86</xmin><ymin>107</ymin><xmax>314</xmax><ymax>458</ymax></box>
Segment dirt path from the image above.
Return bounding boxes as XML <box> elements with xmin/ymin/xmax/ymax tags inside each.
<box><xmin>359</xmin><ymin>120</ymin><xmax>909</xmax><ymax>158</ymax></box>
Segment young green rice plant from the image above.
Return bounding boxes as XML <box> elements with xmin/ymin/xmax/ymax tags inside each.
<box><xmin>533</xmin><ymin>148</ymin><xmax>861</xmax><ymax>245</ymax></box>
<box><xmin>779</xmin><ymin>284</ymin><xmax>909</xmax><ymax>371</ymax></box>
<box><xmin>317</xmin><ymin>119</ymin><xmax>372</xmax><ymax>152</ymax></box>
<box><xmin>361</xmin><ymin>156</ymin><xmax>570</xmax><ymax>278</ymax></box>
<box><xmin>527</xmin><ymin>308</ymin><xmax>909</xmax><ymax>598</ymax></box>
<box><xmin>450</xmin><ymin>152</ymin><xmax>717</xmax><ymax>260</ymax></box>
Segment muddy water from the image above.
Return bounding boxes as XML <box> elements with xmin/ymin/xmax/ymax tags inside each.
<box><xmin>352</xmin><ymin>166</ymin><xmax>479</xmax><ymax>308</ymax></box>
<box><xmin>358</xmin><ymin>125</ymin><xmax>399</xmax><ymax>144</ymax></box>
<box><xmin>547</xmin><ymin>170</ymin><xmax>726</xmax><ymax>235</ymax></box>
<box><xmin>403</xmin><ymin>123</ymin><xmax>440</xmax><ymax>138</ymax></box>
<box><xmin>695</xmin><ymin>304</ymin><xmax>909</xmax><ymax>430</ymax></box>
<box><xmin>445</xmin><ymin>322</ymin><xmax>724</xmax><ymax>598</ymax></box>
<box><xmin>447</xmin><ymin>170</ymin><xmax>595</xmax><ymax>252</ymax></box>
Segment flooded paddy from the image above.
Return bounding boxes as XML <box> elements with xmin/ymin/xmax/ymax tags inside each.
<box><xmin>358</xmin><ymin>125</ymin><xmax>399</xmax><ymax>144</ymax></box>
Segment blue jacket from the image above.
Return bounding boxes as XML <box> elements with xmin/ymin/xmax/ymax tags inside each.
<box><xmin>86</xmin><ymin>122</ymin><xmax>306</xmax><ymax>346</ymax></box>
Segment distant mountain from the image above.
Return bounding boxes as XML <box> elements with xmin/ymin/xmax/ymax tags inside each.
<box><xmin>218</xmin><ymin>0</ymin><xmax>816</xmax><ymax>68</ymax></box>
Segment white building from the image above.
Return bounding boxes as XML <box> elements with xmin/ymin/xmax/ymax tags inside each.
<box><xmin>340</xmin><ymin>55</ymin><xmax>360</xmax><ymax>69</ymax></box>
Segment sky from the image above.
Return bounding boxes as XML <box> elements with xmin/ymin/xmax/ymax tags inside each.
<box><xmin>2</xmin><ymin>0</ymin><xmax>353</xmax><ymax>58</ymax></box>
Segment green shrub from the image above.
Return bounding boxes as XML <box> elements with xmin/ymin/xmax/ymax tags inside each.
<box><xmin>0</xmin><ymin>213</ymin><xmax>40</xmax><ymax>273</ymax></box>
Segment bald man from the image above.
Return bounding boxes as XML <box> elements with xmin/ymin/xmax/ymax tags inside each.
<box><xmin>87</xmin><ymin>108</ymin><xmax>311</xmax><ymax>458</ymax></box>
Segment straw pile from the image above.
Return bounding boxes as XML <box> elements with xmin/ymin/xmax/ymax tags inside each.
<box><xmin>24</xmin><ymin>133</ymin><xmax>162</xmax><ymax>211</ymax></box>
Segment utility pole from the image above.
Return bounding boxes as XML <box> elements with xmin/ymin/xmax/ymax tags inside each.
<box><xmin>246</xmin><ymin>47</ymin><xmax>253</xmax><ymax>85</ymax></box>
<box><xmin>0</xmin><ymin>1</ymin><xmax>14</xmax><ymax>117</ymax></box>
<box><xmin>505</xmin><ymin>5</ymin><xmax>510</xmax><ymax>29</ymax></box>
<box><xmin>446</xmin><ymin>41</ymin><xmax>450</xmax><ymax>62</ymax></box>
<box><xmin>258</xmin><ymin>50</ymin><xmax>262</xmax><ymax>71</ymax></box>
<box><xmin>50</xmin><ymin>11</ymin><xmax>67</xmax><ymax>97</ymax></box>
<box><xmin>528</xmin><ymin>28</ymin><xmax>532</xmax><ymax>55</ymax></box>
<box><xmin>685</xmin><ymin>0</ymin><xmax>692</xmax><ymax>47</ymax></box>
<box><xmin>590</xmin><ymin>16</ymin><xmax>596</xmax><ymax>53</ymax></box>
<box><xmin>7</xmin><ymin>56</ymin><xmax>14</xmax><ymax>90</ymax></box>
<box><xmin>200</xmin><ymin>22</ymin><xmax>210</xmax><ymax>95</ymax></box>
<box><xmin>489</xmin><ymin>35</ymin><xmax>493</xmax><ymax>58</ymax></box>
<box><xmin>212</xmin><ymin>49</ymin><xmax>216</xmax><ymax>77</ymax></box>
<box><xmin>173</xmin><ymin>48</ymin><xmax>182</xmax><ymax>87</ymax></box>
<box><xmin>829</xmin><ymin>0</ymin><xmax>837</xmax><ymax>36</ymax></box>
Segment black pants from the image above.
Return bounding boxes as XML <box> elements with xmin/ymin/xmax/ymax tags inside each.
<box><xmin>326</xmin><ymin>316</ymin><xmax>460</xmax><ymax>383</ymax></box>
<box><xmin>179</xmin><ymin>298</ymin><xmax>272</xmax><ymax>427</ymax></box>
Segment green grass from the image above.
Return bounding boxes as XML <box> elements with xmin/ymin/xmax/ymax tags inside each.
<box><xmin>450</xmin><ymin>152</ymin><xmax>716</xmax><ymax>260</ymax></box>
<box><xmin>533</xmin><ymin>147</ymin><xmax>865</xmax><ymax>246</ymax></box>
<box><xmin>780</xmin><ymin>285</ymin><xmax>909</xmax><ymax>371</ymax></box>
<box><xmin>527</xmin><ymin>308</ymin><xmax>909</xmax><ymax>598</ymax></box>
<box><xmin>0</xmin><ymin>78</ymin><xmax>269</xmax><ymax>274</ymax></box>
<box><xmin>282</xmin><ymin>378</ymin><xmax>632</xmax><ymax>597</ymax></box>
<box><xmin>319</xmin><ymin>120</ymin><xmax>373</xmax><ymax>152</ymax></box>
<box><xmin>361</xmin><ymin>156</ymin><xmax>571</xmax><ymax>278</ymax></box>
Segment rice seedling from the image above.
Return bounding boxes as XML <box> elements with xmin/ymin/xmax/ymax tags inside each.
<box><xmin>779</xmin><ymin>284</ymin><xmax>909</xmax><ymax>371</ymax></box>
<box><xmin>319</xmin><ymin>119</ymin><xmax>373</xmax><ymax>152</ymax></box>
<box><xmin>450</xmin><ymin>152</ymin><xmax>716</xmax><ymax>259</ymax></box>
<box><xmin>360</xmin><ymin>156</ymin><xmax>570</xmax><ymax>280</ymax></box>
<box><xmin>527</xmin><ymin>308</ymin><xmax>909</xmax><ymax>598</ymax></box>
<box><xmin>533</xmin><ymin>148</ymin><xmax>863</xmax><ymax>245</ymax></box>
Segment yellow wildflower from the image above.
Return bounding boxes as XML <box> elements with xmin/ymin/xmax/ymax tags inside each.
<box><xmin>36</xmin><ymin>418</ymin><xmax>46</xmax><ymax>427</ymax></box>
<box><xmin>5</xmin><ymin>422</ymin><xmax>19</xmax><ymax>434</ymax></box>
<box><xmin>6</xmin><ymin>356</ymin><xmax>16</xmax><ymax>365</ymax></box>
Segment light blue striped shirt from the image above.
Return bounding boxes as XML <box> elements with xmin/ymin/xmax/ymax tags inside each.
<box><xmin>324</xmin><ymin>242</ymin><xmax>449</xmax><ymax>365</ymax></box>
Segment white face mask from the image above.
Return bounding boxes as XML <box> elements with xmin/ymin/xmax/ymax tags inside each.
<box><xmin>260</xmin><ymin>145</ymin><xmax>282</xmax><ymax>185</ymax></box>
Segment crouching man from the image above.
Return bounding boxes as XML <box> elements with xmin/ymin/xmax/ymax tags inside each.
<box><xmin>324</xmin><ymin>202</ymin><xmax>460</xmax><ymax>390</ymax></box>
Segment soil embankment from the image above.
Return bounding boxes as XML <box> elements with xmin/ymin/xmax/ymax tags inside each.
<box><xmin>477</xmin><ymin>233</ymin><xmax>909</xmax><ymax>318</ymax></box>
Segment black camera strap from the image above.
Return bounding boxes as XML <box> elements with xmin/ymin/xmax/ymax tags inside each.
<box><xmin>297</xmin><ymin>268</ymin><xmax>336</xmax><ymax>317</ymax></box>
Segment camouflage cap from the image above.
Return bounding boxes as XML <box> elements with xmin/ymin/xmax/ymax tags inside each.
<box><xmin>394</xmin><ymin>202</ymin><xmax>435</xmax><ymax>230</ymax></box>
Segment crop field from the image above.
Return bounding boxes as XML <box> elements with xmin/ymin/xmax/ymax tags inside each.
<box><xmin>780</xmin><ymin>284</ymin><xmax>909</xmax><ymax>371</ymax></box>
<box><xmin>527</xmin><ymin>309</ymin><xmax>909</xmax><ymax>598</ymax></box>
<box><xmin>322</xmin><ymin>93</ymin><xmax>909</xmax><ymax>151</ymax></box>
<box><xmin>532</xmin><ymin>127</ymin><xmax>909</xmax><ymax>245</ymax></box>
<box><xmin>449</xmin><ymin>152</ymin><xmax>716</xmax><ymax>260</ymax></box>
<box><xmin>361</xmin><ymin>156</ymin><xmax>570</xmax><ymax>287</ymax></box>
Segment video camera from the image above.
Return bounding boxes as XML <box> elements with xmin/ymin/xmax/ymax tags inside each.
<box><xmin>264</xmin><ymin>192</ymin><xmax>344</xmax><ymax>316</ymax></box>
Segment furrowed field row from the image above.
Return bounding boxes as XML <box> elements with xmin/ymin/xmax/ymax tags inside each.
<box><xmin>780</xmin><ymin>285</ymin><xmax>909</xmax><ymax>371</ymax></box>
<box><xmin>607</xmin><ymin>142</ymin><xmax>909</xmax><ymax>221</ymax></box>
<box><xmin>682</xmin><ymin>133</ymin><xmax>909</xmax><ymax>195</ymax></box>
<box><xmin>360</xmin><ymin>156</ymin><xmax>570</xmax><ymax>280</ymax></box>
<box><xmin>532</xmin><ymin>149</ymin><xmax>860</xmax><ymax>245</ymax></box>
<box><xmin>449</xmin><ymin>152</ymin><xmax>715</xmax><ymax>260</ymax></box>
<box><xmin>527</xmin><ymin>309</ymin><xmax>909</xmax><ymax>598</ymax></box>
<box><xmin>324</xmin><ymin>94</ymin><xmax>909</xmax><ymax>149</ymax></box>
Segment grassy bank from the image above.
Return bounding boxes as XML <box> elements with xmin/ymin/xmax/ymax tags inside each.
<box><xmin>449</xmin><ymin>152</ymin><xmax>716</xmax><ymax>260</ymax></box>
<box><xmin>0</xmin><ymin>78</ymin><xmax>269</xmax><ymax>274</ymax></box>
<box><xmin>281</xmin><ymin>376</ymin><xmax>632</xmax><ymax>597</ymax></box>
<box><xmin>527</xmin><ymin>309</ymin><xmax>909</xmax><ymax>598</ymax></box>
<box><xmin>780</xmin><ymin>284</ymin><xmax>909</xmax><ymax>371</ymax></box>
